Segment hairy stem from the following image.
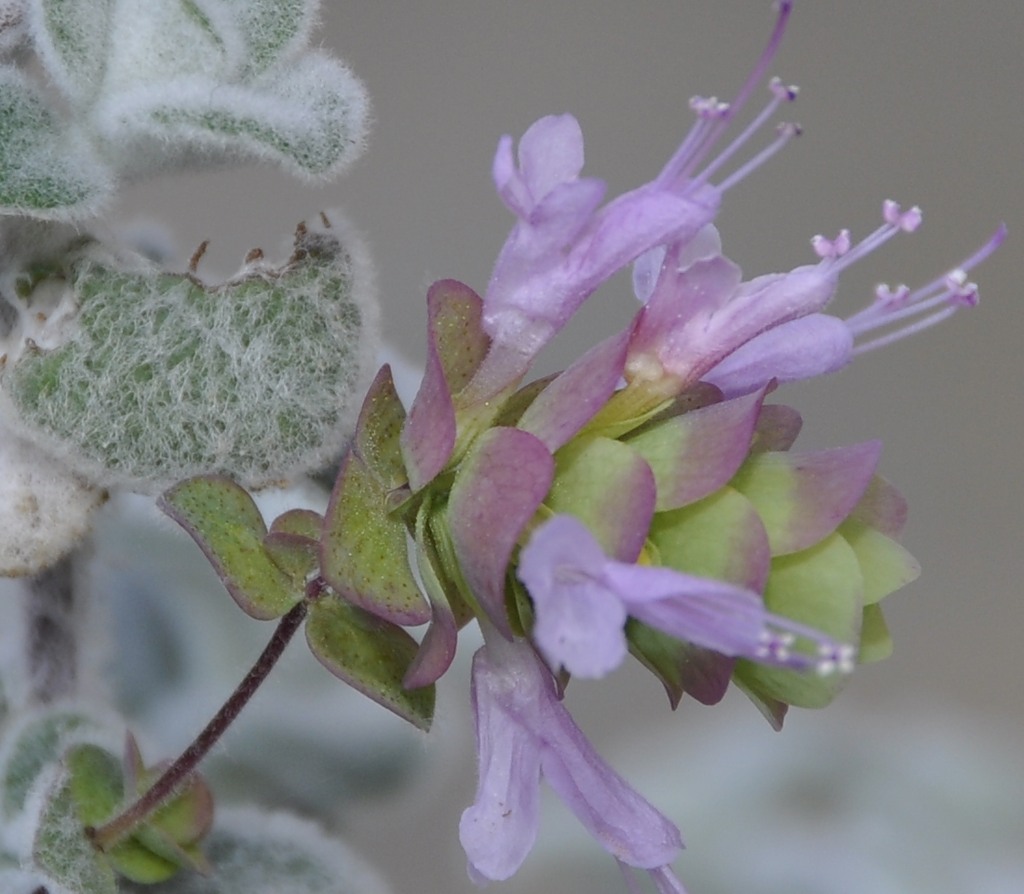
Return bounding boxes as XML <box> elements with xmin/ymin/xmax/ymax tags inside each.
<box><xmin>89</xmin><ymin>598</ymin><xmax>309</xmax><ymax>849</ymax></box>
<box><xmin>26</xmin><ymin>553</ymin><xmax>78</xmax><ymax>703</ymax></box>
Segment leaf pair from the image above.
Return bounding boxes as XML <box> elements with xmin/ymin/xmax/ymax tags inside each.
<box><xmin>159</xmin><ymin>473</ymin><xmax>435</xmax><ymax>731</ymax></box>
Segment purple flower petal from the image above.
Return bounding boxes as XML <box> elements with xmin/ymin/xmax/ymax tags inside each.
<box><xmin>519</xmin><ymin>514</ymin><xmax>628</xmax><ymax>677</ymax></box>
<box><xmin>703</xmin><ymin>313</ymin><xmax>853</xmax><ymax>398</ymax></box>
<box><xmin>460</xmin><ymin>640</ymin><xmax>682</xmax><ymax>883</ymax></box>
<box><xmin>523</xmin><ymin>515</ymin><xmax>849</xmax><ymax>680</ymax></box>
<box><xmin>459</xmin><ymin>647</ymin><xmax>543</xmax><ymax>882</ymax></box>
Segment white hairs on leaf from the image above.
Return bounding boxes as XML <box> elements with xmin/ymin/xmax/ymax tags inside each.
<box><xmin>2</xmin><ymin>212</ymin><xmax>379</xmax><ymax>492</ymax></box>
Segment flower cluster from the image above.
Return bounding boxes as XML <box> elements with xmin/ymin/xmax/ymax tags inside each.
<box><xmin>72</xmin><ymin>3</ymin><xmax>1000</xmax><ymax>891</ymax></box>
<box><xmin>325</xmin><ymin>2</ymin><xmax>1003</xmax><ymax>889</ymax></box>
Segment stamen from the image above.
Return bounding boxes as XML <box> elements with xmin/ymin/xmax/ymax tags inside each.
<box><xmin>714</xmin><ymin>121</ymin><xmax>802</xmax><ymax>193</ymax></box>
<box><xmin>845</xmin><ymin>224</ymin><xmax>1005</xmax><ymax>354</ymax></box>
<box><xmin>812</xmin><ymin>229</ymin><xmax>852</xmax><ymax>259</ymax></box>
<box><xmin>656</xmin><ymin>0</ymin><xmax>796</xmax><ymax>188</ymax></box>
<box><xmin>816</xmin><ymin>643</ymin><xmax>856</xmax><ymax>676</ymax></box>
<box><xmin>826</xmin><ymin>200</ymin><xmax>924</xmax><ymax>275</ymax></box>
<box><xmin>882</xmin><ymin>199</ymin><xmax>923</xmax><ymax>232</ymax></box>
<box><xmin>757</xmin><ymin>629</ymin><xmax>796</xmax><ymax>663</ymax></box>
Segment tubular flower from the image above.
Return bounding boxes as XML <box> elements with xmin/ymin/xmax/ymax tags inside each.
<box><xmin>459</xmin><ymin>636</ymin><xmax>683</xmax><ymax>885</ymax></box>
<box><xmin>625</xmin><ymin>204</ymin><xmax>1006</xmax><ymax>401</ymax></box>
<box><xmin>520</xmin><ymin>514</ymin><xmax>852</xmax><ymax>682</ymax></box>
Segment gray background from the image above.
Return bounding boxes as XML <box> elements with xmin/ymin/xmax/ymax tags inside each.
<box><xmin>114</xmin><ymin>2</ymin><xmax>1023</xmax><ymax>891</ymax></box>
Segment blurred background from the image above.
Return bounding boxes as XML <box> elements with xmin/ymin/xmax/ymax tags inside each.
<box><xmin>106</xmin><ymin>2</ymin><xmax>1023</xmax><ymax>892</ymax></box>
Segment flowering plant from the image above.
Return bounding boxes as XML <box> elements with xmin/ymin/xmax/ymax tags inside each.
<box><xmin>0</xmin><ymin>2</ymin><xmax>1004</xmax><ymax>893</ymax></box>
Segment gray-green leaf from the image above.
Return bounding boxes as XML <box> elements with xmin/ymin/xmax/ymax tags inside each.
<box><xmin>120</xmin><ymin>807</ymin><xmax>391</xmax><ymax>894</ymax></box>
<box><xmin>0</xmin><ymin>66</ymin><xmax>112</xmax><ymax>217</ymax></box>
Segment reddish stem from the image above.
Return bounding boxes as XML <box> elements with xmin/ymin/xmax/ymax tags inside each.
<box><xmin>89</xmin><ymin>599</ymin><xmax>308</xmax><ymax>849</ymax></box>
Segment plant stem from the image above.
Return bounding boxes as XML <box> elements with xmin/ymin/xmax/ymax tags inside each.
<box><xmin>89</xmin><ymin>598</ymin><xmax>308</xmax><ymax>850</ymax></box>
<box><xmin>26</xmin><ymin>553</ymin><xmax>78</xmax><ymax>703</ymax></box>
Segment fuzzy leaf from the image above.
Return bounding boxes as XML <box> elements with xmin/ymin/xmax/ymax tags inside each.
<box><xmin>0</xmin><ymin>65</ymin><xmax>112</xmax><ymax>217</ymax></box>
<box><xmin>98</xmin><ymin>52</ymin><xmax>369</xmax><ymax>179</ymax></box>
<box><xmin>227</xmin><ymin>0</ymin><xmax>317</xmax><ymax>77</ymax></box>
<box><xmin>33</xmin><ymin>765</ymin><xmax>118</xmax><ymax>894</ymax></box>
<box><xmin>31</xmin><ymin>0</ymin><xmax>114</xmax><ymax>102</ymax></box>
<box><xmin>120</xmin><ymin>807</ymin><xmax>392</xmax><ymax>894</ymax></box>
<box><xmin>160</xmin><ymin>476</ymin><xmax>301</xmax><ymax>620</ymax></box>
<box><xmin>0</xmin><ymin>709</ymin><xmax>99</xmax><ymax>818</ymax></box>
<box><xmin>6</xmin><ymin>216</ymin><xmax>375</xmax><ymax>489</ymax></box>
<box><xmin>321</xmin><ymin>449</ymin><xmax>428</xmax><ymax>625</ymax></box>
<box><xmin>306</xmin><ymin>597</ymin><xmax>435</xmax><ymax>731</ymax></box>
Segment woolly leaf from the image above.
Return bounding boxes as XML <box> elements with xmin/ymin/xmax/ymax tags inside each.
<box><xmin>227</xmin><ymin>0</ymin><xmax>317</xmax><ymax>77</ymax></box>
<box><xmin>5</xmin><ymin>215</ymin><xmax>377</xmax><ymax>490</ymax></box>
<box><xmin>0</xmin><ymin>66</ymin><xmax>112</xmax><ymax>217</ymax></box>
<box><xmin>31</xmin><ymin>0</ymin><xmax>114</xmax><ymax>102</ymax></box>
<box><xmin>120</xmin><ymin>807</ymin><xmax>392</xmax><ymax>894</ymax></box>
<box><xmin>100</xmin><ymin>52</ymin><xmax>369</xmax><ymax>179</ymax></box>
<box><xmin>0</xmin><ymin>427</ymin><xmax>106</xmax><ymax>577</ymax></box>
<box><xmin>321</xmin><ymin>448</ymin><xmax>429</xmax><ymax>625</ymax></box>
<box><xmin>0</xmin><ymin>708</ymin><xmax>100</xmax><ymax>818</ymax></box>
<box><xmin>33</xmin><ymin>764</ymin><xmax>118</xmax><ymax>894</ymax></box>
<box><xmin>0</xmin><ymin>865</ymin><xmax>62</xmax><ymax>894</ymax></box>
<box><xmin>159</xmin><ymin>476</ymin><xmax>301</xmax><ymax>620</ymax></box>
<box><xmin>306</xmin><ymin>597</ymin><xmax>435</xmax><ymax>731</ymax></box>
